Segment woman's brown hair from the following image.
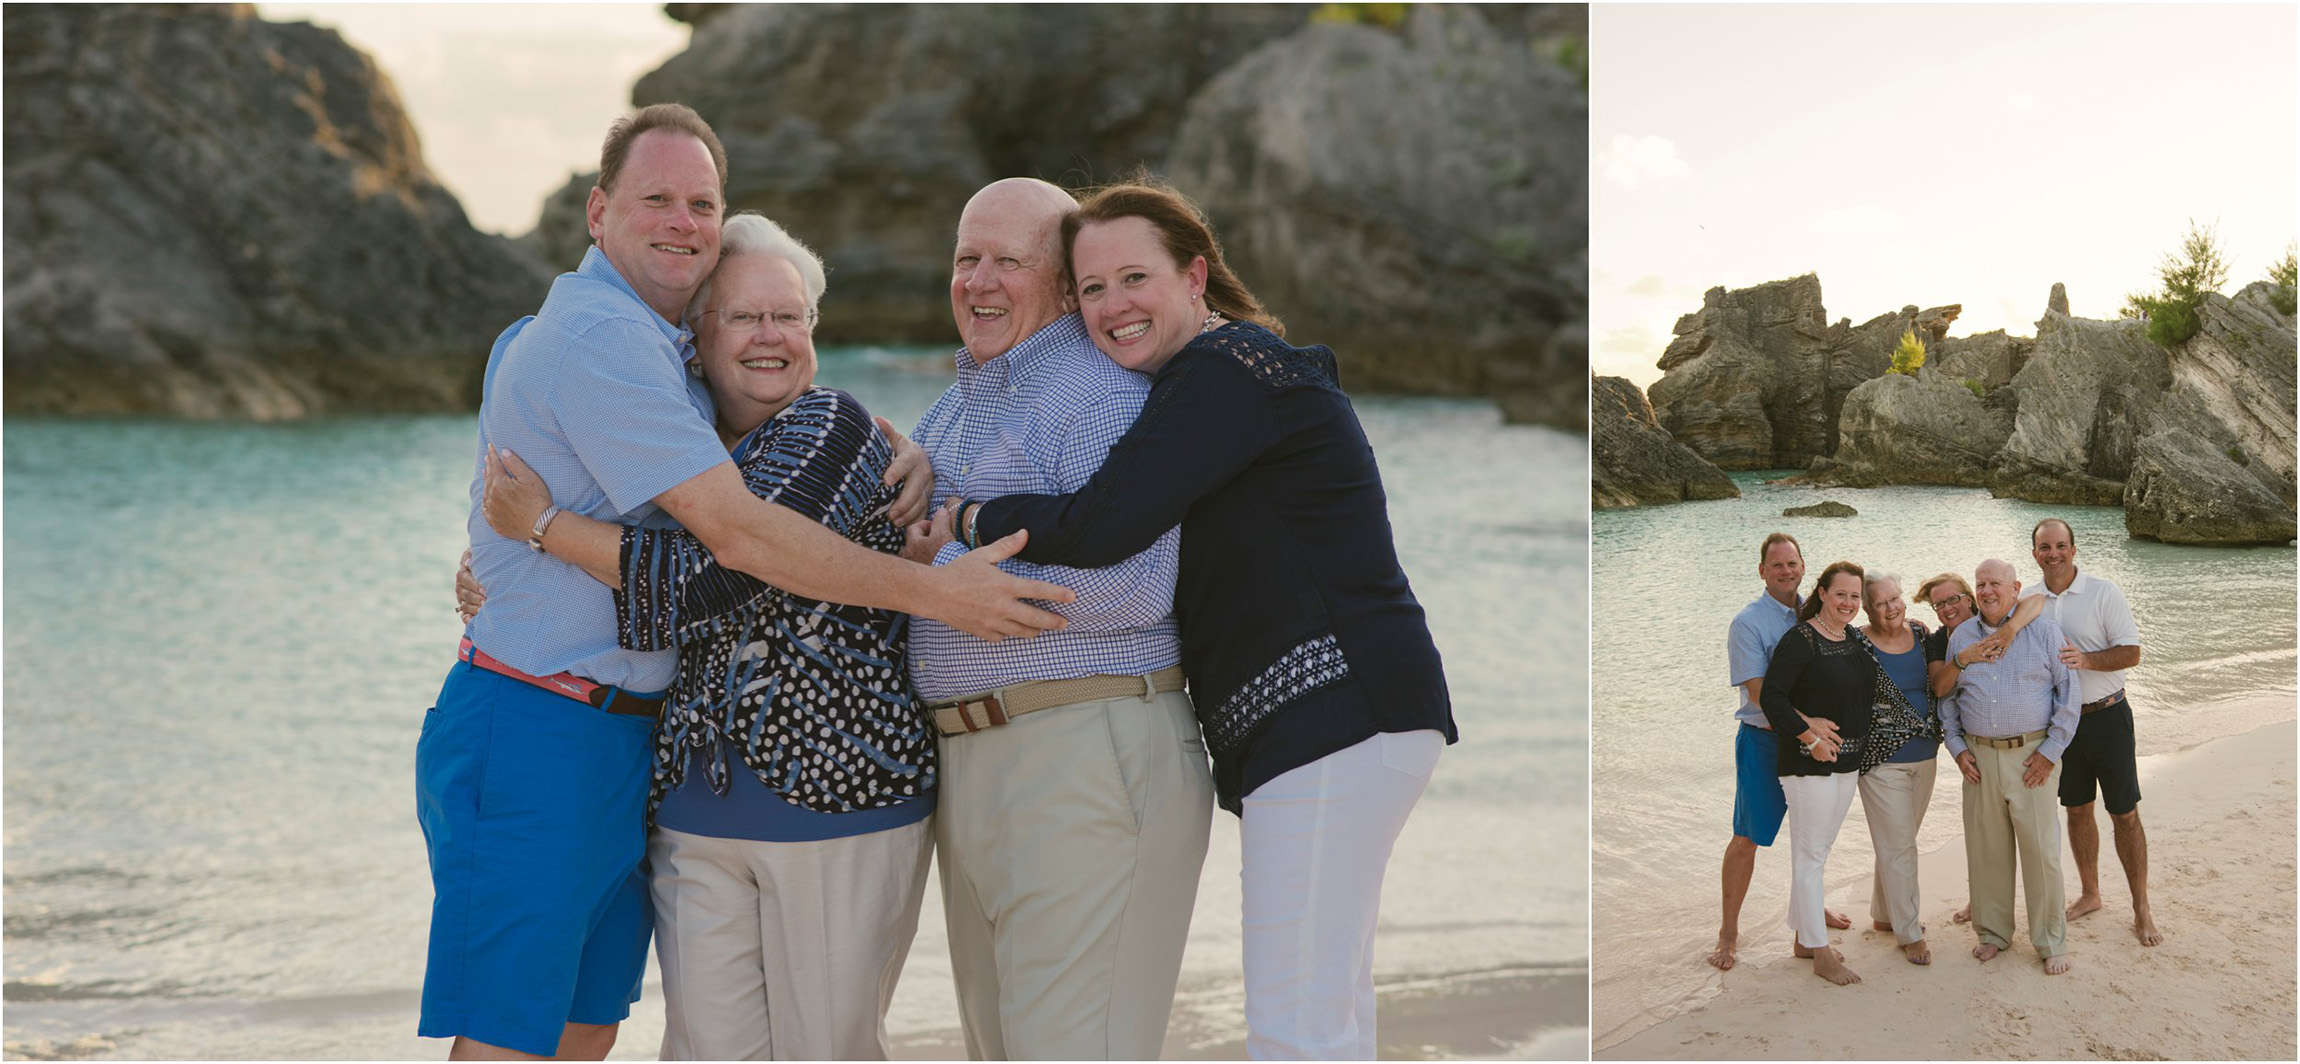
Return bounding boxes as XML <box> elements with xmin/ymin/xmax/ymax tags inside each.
<box><xmin>1061</xmin><ymin>176</ymin><xmax>1284</xmax><ymax>336</ymax></box>
<box><xmin>1797</xmin><ymin>560</ymin><xmax>1867</xmax><ymax>623</ymax></box>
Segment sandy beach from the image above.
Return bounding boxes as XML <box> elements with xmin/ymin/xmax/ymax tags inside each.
<box><xmin>1597</xmin><ymin>718</ymin><xmax>2297</xmax><ymax>1060</ymax></box>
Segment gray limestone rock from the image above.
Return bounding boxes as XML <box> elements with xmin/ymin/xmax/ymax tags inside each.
<box><xmin>1167</xmin><ymin>4</ymin><xmax>1586</xmax><ymax>415</ymax></box>
<box><xmin>1783</xmin><ymin>500</ymin><xmax>1858</xmax><ymax>518</ymax></box>
<box><xmin>2125</xmin><ymin>428</ymin><xmax>2297</xmax><ymax>545</ymax></box>
<box><xmin>1646</xmin><ymin>274</ymin><xmax>1876</xmax><ymax>469</ymax></box>
<box><xmin>1591</xmin><ymin>375</ymin><xmax>1739</xmax><ymax>509</ymax></box>
<box><xmin>4</xmin><ymin>3</ymin><xmax>552</xmax><ymax>418</ymax></box>
<box><xmin>1805</xmin><ymin>370</ymin><xmax>2013</xmax><ymax>487</ymax></box>
<box><xmin>1986</xmin><ymin>289</ymin><xmax>2173</xmax><ymax>503</ymax></box>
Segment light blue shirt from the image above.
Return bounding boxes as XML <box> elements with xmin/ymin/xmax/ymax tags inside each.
<box><xmin>1727</xmin><ymin>591</ymin><xmax>1800</xmax><ymax>727</ymax></box>
<box><xmin>464</xmin><ymin>246</ymin><xmax>731</xmax><ymax>691</ymax></box>
<box><xmin>907</xmin><ymin>314</ymin><xmax>1182</xmax><ymax>701</ymax></box>
<box><xmin>1942</xmin><ymin>612</ymin><xmax>2077</xmax><ymax>762</ymax></box>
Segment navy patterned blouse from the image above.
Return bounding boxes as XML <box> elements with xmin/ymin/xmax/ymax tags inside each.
<box><xmin>973</xmin><ymin>323</ymin><xmax>1456</xmax><ymax>814</ymax></box>
<box><xmin>614</xmin><ymin>387</ymin><xmax>935</xmax><ymax>818</ymax></box>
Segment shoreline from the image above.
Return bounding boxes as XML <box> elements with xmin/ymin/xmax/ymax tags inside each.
<box><xmin>1597</xmin><ymin>717</ymin><xmax>2298</xmax><ymax>1060</ymax></box>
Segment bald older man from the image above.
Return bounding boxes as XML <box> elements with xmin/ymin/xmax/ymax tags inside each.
<box><xmin>900</xmin><ymin>178</ymin><xmax>1213</xmax><ymax>1059</ymax></box>
<box><xmin>1941</xmin><ymin>559</ymin><xmax>2078</xmax><ymax>975</ymax></box>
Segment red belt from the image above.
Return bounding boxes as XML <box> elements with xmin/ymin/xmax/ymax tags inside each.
<box><xmin>458</xmin><ymin>636</ymin><xmax>663</xmax><ymax>718</ymax></box>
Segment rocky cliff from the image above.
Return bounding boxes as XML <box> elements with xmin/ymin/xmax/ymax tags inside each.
<box><xmin>1591</xmin><ymin>375</ymin><xmax>1738</xmax><ymax>509</ymax></box>
<box><xmin>530</xmin><ymin>3</ymin><xmax>1587</xmax><ymax>427</ymax></box>
<box><xmin>4</xmin><ymin>4</ymin><xmax>552</xmax><ymax>418</ymax></box>
<box><xmin>1624</xmin><ymin>271</ymin><xmax>2297</xmax><ymax>544</ymax></box>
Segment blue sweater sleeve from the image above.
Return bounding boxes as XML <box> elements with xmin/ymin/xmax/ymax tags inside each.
<box><xmin>973</xmin><ymin>348</ymin><xmax>1280</xmax><ymax>567</ymax></box>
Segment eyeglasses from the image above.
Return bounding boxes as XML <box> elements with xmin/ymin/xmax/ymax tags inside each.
<box><xmin>1925</xmin><ymin>592</ymin><xmax>1970</xmax><ymax>613</ymax></box>
<box><xmin>705</xmin><ymin>307</ymin><xmax>817</xmax><ymax>334</ymax></box>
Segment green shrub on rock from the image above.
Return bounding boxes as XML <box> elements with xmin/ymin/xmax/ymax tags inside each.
<box><xmin>2123</xmin><ymin>219</ymin><xmax>2229</xmax><ymax>348</ymax></box>
<box><xmin>1889</xmin><ymin>329</ymin><xmax>1926</xmax><ymax>376</ymax></box>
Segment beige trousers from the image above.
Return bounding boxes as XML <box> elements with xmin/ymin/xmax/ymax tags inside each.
<box><xmin>649</xmin><ymin>818</ymin><xmax>933</xmax><ymax>1061</ymax></box>
<box><xmin>1859</xmin><ymin>758</ymin><xmax>1937</xmax><ymax>945</ymax></box>
<box><xmin>1961</xmin><ymin>741</ymin><xmax>2067</xmax><ymax>957</ymax></box>
<box><xmin>936</xmin><ymin>688</ymin><xmax>1214</xmax><ymax>1061</ymax></box>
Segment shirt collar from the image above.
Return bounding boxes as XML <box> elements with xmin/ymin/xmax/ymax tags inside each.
<box><xmin>954</xmin><ymin>314</ymin><xmax>1091</xmax><ymax>382</ymax></box>
<box><xmin>2042</xmin><ymin>568</ymin><xmax>2093</xmax><ymax>599</ymax></box>
<box><xmin>578</xmin><ymin>246</ymin><xmax>699</xmax><ymax>364</ymax></box>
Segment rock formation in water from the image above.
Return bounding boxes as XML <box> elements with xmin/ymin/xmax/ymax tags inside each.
<box><xmin>4</xmin><ymin>4</ymin><xmax>553</xmax><ymax>418</ymax></box>
<box><xmin>1628</xmin><ymin>270</ymin><xmax>2297</xmax><ymax>544</ymax></box>
<box><xmin>1805</xmin><ymin>368</ymin><xmax>2013</xmax><ymax>487</ymax></box>
<box><xmin>1641</xmin><ymin>274</ymin><xmax>1895</xmax><ymax>469</ymax></box>
<box><xmin>528</xmin><ymin>3</ymin><xmax>1588</xmax><ymax>428</ymax></box>
<box><xmin>1591</xmin><ymin>375</ymin><xmax>1739</xmax><ymax>509</ymax></box>
<box><xmin>1167</xmin><ymin>4</ymin><xmax>1587</xmax><ymax>413</ymax></box>
<box><xmin>2124</xmin><ymin>427</ymin><xmax>2298</xmax><ymax>545</ymax></box>
<box><xmin>1783</xmin><ymin>500</ymin><xmax>1857</xmax><ymax>518</ymax></box>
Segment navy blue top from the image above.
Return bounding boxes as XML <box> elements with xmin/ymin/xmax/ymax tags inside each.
<box><xmin>973</xmin><ymin>323</ymin><xmax>1456</xmax><ymax>814</ymax></box>
<box><xmin>1876</xmin><ymin>637</ymin><xmax>1937</xmax><ymax>763</ymax></box>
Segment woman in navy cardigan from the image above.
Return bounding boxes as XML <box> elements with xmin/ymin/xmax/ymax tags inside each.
<box><xmin>952</xmin><ymin>180</ymin><xmax>1458</xmax><ymax>1060</ymax></box>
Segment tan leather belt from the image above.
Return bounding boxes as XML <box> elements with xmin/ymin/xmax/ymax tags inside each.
<box><xmin>929</xmin><ymin>666</ymin><xmax>1185</xmax><ymax>737</ymax></box>
<box><xmin>1966</xmin><ymin>728</ymin><xmax>2049</xmax><ymax>750</ymax></box>
<box><xmin>2081</xmin><ymin>688</ymin><xmax>2127</xmax><ymax>715</ymax></box>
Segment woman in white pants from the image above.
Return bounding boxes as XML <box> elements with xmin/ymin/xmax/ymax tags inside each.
<box><xmin>1759</xmin><ymin>562</ymin><xmax>1876</xmax><ymax>986</ymax></box>
<box><xmin>955</xmin><ymin>179</ymin><xmax>1457</xmax><ymax>1058</ymax></box>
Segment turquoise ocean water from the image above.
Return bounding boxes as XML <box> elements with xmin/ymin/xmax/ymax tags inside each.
<box><xmin>2</xmin><ymin>347</ymin><xmax>1586</xmax><ymax>1058</ymax></box>
<box><xmin>1590</xmin><ymin>471</ymin><xmax>2296</xmax><ymax>1043</ymax></box>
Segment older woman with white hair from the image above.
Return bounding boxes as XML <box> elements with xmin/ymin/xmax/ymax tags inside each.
<box><xmin>1852</xmin><ymin>570</ymin><xmax>1941</xmax><ymax>965</ymax></box>
<box><xmin>475</xmin><ymin>212</ymin><xmax>936</xmax><ymax>1060</ymax></box>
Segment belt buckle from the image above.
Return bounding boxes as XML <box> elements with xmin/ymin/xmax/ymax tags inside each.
<box><xmin>959</xmin><ymin>693</ymin><xmax>1009</xmax><ymax>732</ymax></box>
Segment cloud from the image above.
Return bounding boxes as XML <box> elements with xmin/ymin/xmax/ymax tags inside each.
<box><xmin>1625</xmin><ymin>274</ymin><xmax>1671</xmax><ymax>297</ymax></box>
<box><xmin>1806</xmin><ymin>204</ymin><xmax>1903</xmax><ymax>236</ymax></box>
<box><xmin>1598</xmin><ymin>324</ymin><xmax>1662</xmax><ymax>359</ymax></box>
<box><xmin>1598</xmin><ymin>134</ymin><xmax>1692</xmax><ymax>190</ymax></box>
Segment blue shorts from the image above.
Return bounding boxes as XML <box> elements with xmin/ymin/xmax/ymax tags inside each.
<box><xmin>415</xmin><ymin>661</ymin><xmax>657</xmax><ymax>1055</ymax></box>
<box><xmin>1732</xmin><ymin>723</ymin><xmax>1788</xmax><ymax>846</ymax></box>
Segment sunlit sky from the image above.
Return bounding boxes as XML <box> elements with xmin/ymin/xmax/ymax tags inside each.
<box><xmin>259</xmin><ymin>3</ymin><xmax>689</xmax><ymax>235</ymax></box>
<box><xmin>1592</xmin><ymin>4</ymin><xmax>2297</xmax><ymax>388</ymax></box>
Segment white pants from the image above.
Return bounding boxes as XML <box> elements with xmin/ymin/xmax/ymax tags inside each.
<box><xmin>937</xmin><ymin>689</ymin><xmax>1214</xmax><ymax>1060</ymax></box>
<box><xmin>1781</xmin><ymin>771</ymin><xmax>1860</xmax><ymax>950</ymax></box>
<box><xmin>1240</xmin><ymin>729</ymin><xmax>1444</xmax><ymax>1061</ymax></box>
<box><xmin>1859</xmin><ymin>758</ymin><xmax>1937</xmax><ymax>945</ymax></box>
<box><xmin>649</xmin><ymin>819</ymin><xmax>933</xmax><ymax>1061</ymax></box>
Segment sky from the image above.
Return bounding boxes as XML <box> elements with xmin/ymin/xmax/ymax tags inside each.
<box><xmin>259</xmin><ymin>3</ymin><xmax>690</xmax><ymax>235</ymax></box>
<box><xmin>1591</xmin><ymin>3</ymin><xmax>2298</xmax><ymax>387</ymax></box>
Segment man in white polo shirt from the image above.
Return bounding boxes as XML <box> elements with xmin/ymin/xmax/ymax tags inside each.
<box><xmin>2030</xmin><ymin>517</ymin><xmax>2158</xmax><ymax>947</ymax></box>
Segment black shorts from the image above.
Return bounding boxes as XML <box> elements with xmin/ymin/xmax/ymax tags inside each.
<box><xmin>2058</xmin><ymin>694</ymin><xmax>2141</xmax><ymax>815</ymax></box>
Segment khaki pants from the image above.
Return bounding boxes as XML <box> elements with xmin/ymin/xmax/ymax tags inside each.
<box><xmin>1860</xmin><ymin>758</ymin><xmax>1937</xmax><ymax>945</ymax></box>
<box><xmin>649</xmin><ymin>818</ymin><xmax>934</xmax><ymax>1060</ymax></box>
<box><xmin>936</xmin><ymin>689</ymin><xmax>1214</xmax><ymax>1060</ymax></box>
<box><xmin>1961</xmin><ymin>741</ymin><xmax>2067</xmax><ymax>957</ymax></box>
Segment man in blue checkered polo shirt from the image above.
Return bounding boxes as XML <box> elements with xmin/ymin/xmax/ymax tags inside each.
<box><xmin>899</xmin><ymin>177</ymin><xmax>1214</xmax><ymax>1060</ymax></box>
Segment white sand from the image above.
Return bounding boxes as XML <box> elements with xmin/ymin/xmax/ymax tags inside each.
<box><xmin>1598</xmin><ymin>719</ymin><xmax>2297</xmax><ymax>1060</ymax></box>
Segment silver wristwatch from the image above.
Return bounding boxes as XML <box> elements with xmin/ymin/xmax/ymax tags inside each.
<box><xmin>527</xmin><ymin>505</ymin><xmax>563</xmax><ymax>552</ymax></box>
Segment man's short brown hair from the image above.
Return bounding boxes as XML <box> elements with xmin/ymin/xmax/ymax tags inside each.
<box><xmin>2032</xmin><ymin>517</ymin><xmax>2076</xmax><ymax>549</ymax></box>
<box><xmin>599</xmin><ymin>103</ymin><xmax>728</xmax><ymax>195</ymax></box>
<box><xmin>1759</xmin><ymin>531</ymin><xmax>1803</xmax><ymax>565</ymax></box>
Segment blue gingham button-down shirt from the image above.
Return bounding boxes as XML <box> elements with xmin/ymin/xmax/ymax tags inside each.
<box><xmin>464</xmin><ymin>246</ymin><xmax>731</xmax><ymax>692</ymax></box>
<box><xmin>907</xmin><ymin>314</ymin><xmax>1182</xmax><ymax>701</ymax></box>
<box><xmin>1941</xmin><ymin>611</ymin><xmax>2077</xmax><ymax>762</ymax></box>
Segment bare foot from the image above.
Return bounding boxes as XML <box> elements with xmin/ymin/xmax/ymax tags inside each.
<box><xmin>1972</xmin><ymin>942</ymin><xmax>2001</xmax><ymax>962</ymax></box>
<box><xmin>1872</xmin><ymin>919</ymin><xmax>1894</xmax><ymax>932</ymax></box>
<box><xmin>2066</xmin><ymin>893</ymin><xmax>2103</xmax><ymax>921</ymax></box>
<box><xmin>1706</xmin><ymin>933</ymin><xmax>1738</xmax><ymax>970</ymax></box>
<box><xmin>1952</xmin><ymin>905</ymin><xmax>1972</xmax><ymax>925</ymax></box>
<box><xmin>1813</xmin><ymin>947</ymin><xmax>1862</xmax><ymax>986</ymax></box>
<box><xmin>1792</xmin><ymin>942</ymin><xmax>1842</xmax><ymax>961</ymax></box>
<box><xmin>1826</xmin><ymin>908</ymin><xmax>1852</xmax><ymax>930</ymax></box>
<box><xmin>2044</xmin><ymin>953</ymin><xmax>2072</xmax><ymax>975</ymax></box>
<box><xmin>1903</xmin><ymin>939</ymin><xmax>1931</xmax><ymax>965</ymax></box>
<box><xmin>2134</xmin><ymin>907</ymin><xmax>2163</xmax><ymax>947</ymax></box>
